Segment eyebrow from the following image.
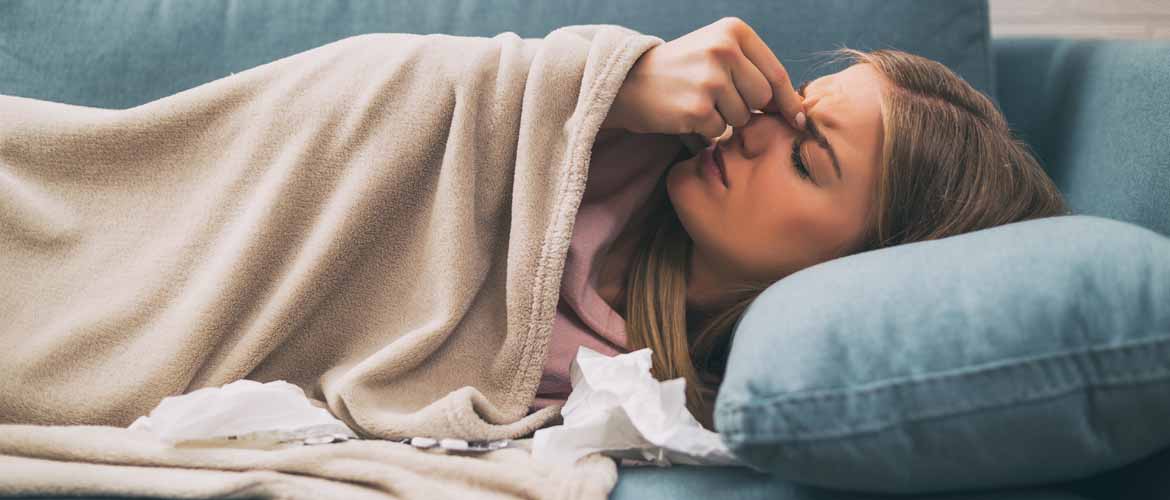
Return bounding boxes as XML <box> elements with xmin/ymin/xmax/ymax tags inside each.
<box><xmin>797</xmin><ymin>81</ymin><xmax>844</xmax><ymax>182</ymax></box>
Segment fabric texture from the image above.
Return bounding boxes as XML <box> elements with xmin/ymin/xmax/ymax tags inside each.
<box><xmin>993</xmin><ymin>38</ymin><xmax>1170</xmax><ymax>237</ymax></box>
<box><xmin>0</xmin><ymin>425</ymin><xmax>617</xmax><ymax>500</ymax></box>
<box><xmin>0</xmin><ymin>25</ymin><xmax>664</xmax><ymax>499</ymax></box>
<box><xmin>531</xmin><ymin>129</ymin><xmax>685</xmax><ymax>412</ymax></box>
<box><xmin>715</xmin><ymin>215</ymin><xmax>1170</xmax><ymax>495</ymax></box>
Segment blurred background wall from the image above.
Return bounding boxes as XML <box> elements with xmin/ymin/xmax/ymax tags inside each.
<box><xmin>990</xmin><ymin>0</ymin><xmax>1170</xmax><ymax>39</ymax></box>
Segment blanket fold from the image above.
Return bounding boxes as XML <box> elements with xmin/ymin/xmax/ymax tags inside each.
<box><xmin>0</xmin><ymin>24</ymin><xmax>665</xmax><ymax>499</ymax></box>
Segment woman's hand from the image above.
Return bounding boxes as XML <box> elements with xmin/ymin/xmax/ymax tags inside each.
<box><xmin>602</xmin><ymin>17</ymin><xmax>804</xmax><ymax>139</ymax></box>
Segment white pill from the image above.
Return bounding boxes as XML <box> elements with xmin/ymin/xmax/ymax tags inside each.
<box><xmin>303</xmin><ymin>435</ymin><xmax>335</xmax><ymax>445</ymax></box>
<box><xmin>439</xmin><ymin>438</ymin><xmax>469</xmax><ymax>451</ymax></box>
<box><xmin>410</xmin><ymin>437</ymin><xmax>437</xmax><ymax>448</ymax></box>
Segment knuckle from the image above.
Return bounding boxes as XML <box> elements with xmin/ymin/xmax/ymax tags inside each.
<box><xmin>699</xmin><ymin>77</ymin><xmax>723</xmax><ymax>95</ymax></box>
<box><xmin>685</xmin><ymin>100</ymin><xmax>713</xmax><ymax>122</ymax></box>
<box><xmin>719</xmin><ymin>16</ymin><xmax>747</xmax><ymax>31</ymax></box>
<box><xmin>696</xmin><ymin>66</ymin><xmax>725</xmax><ymax>92</ymax></box>
<box><xmin>706</xmin><ymin>39</ymin><xmax>738</xmax><ymax>61</ymax></box>
<box><xmin>770</xmin><ymin>65</ymin><xmax>792</xmax><ymax>86</ymax></box>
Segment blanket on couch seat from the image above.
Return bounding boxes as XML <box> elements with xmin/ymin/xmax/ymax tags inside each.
<box><xmin>0</xmin><ymin>24</ymin><xmax>663</xmax><ymax>499</ymax></box>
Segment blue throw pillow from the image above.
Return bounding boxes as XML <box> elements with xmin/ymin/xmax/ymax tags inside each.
<box><xmin>715</xmin><ymin>215</ymin><xmax>1170</xmax><ymax>494</ymax></box>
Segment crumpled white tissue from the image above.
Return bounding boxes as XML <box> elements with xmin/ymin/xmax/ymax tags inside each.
<box><xmin>531</xmin><ymin>346</ymin><xmax>743</xmax><ymax>467</ymax></box>
<box><xmin>128</xmin><ymin>379</ymin><xmax>357</xmax><ymax>446</ymax></box>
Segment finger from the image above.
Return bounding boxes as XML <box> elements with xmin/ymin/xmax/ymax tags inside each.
<box><xmin>730</xmin><ymin>22</ymin><xmax>803</xmax><ymax>127</ymax></box>
<box><xmin>696</xmin><ymin>104</ymin><xmax>728</xmax><ymax>139</ymax></box>
<box><xmin>714</xmin><ymin>123</ymin><xmax>733</xmax><ymax>143</ymax></box>
<box><xmin>713</xmin><ymin>72</ymin><xmax>753</xmax><ymax>129</ymax></box>
<box><xmin>725</xmin><ymin>43</ymin><xmax>775</xmax><ymax>114</ymax></box>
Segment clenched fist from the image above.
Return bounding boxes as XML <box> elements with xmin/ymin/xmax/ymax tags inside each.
<box><xmin>602</xmin><ymin>17</ymin><xmax>805</xmax><ymax>139</ymax></box>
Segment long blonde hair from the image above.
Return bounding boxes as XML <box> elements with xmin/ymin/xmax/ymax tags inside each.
<box><xmin>619</xmin><ymin>49</ymin><xmax>1070</xmax><ymax>430</ymax></box>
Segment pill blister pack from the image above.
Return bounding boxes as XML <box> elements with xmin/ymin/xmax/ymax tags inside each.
<box><xmin>291</xmin><ymin>435</ymin><xmax>511</xmax><ymax>452</ymax></box>
<box><xmin>300</xmin><ymin>433</ymin><xmax>355</xmax><ymax>445</ymax></box>
<box><xmin>389</xmin><ymin>436</ymin><xmax>512</xmax><ymax>453</ymax></box>
<box><xmin>208</xmin><ymin>425</ymin><xmax>356</xmax><ymax>447</ymax></box>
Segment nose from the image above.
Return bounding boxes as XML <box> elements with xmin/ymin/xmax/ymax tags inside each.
<box><xmin>719</xmin><ymin>113</ymin><xmax>788</xmax><ymax>158</ymax></box>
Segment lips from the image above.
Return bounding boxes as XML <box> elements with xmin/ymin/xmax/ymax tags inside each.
<box><xmin>713</xmin><ymin>147</ymin><xmax>728</xmax><ymax>187</ymax></box>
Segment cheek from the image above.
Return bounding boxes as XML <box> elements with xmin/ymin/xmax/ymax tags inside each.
<box><xmin>773</xmin><ymin>199</ymin><xmax>858</xmax><ymax>268</ymax></box>
<box><xmin>733</xmin><ymin>179</ymin><xmax>828</xmax><ymax>273</ymax></box>
<box><xmin>743</xmin><ymin>170</ymin><xmax>819</xmax><ymax>233</ymax></box>
<box><xmin>667</xmin><ymin>161</ymin><xmax>736</xmax><ymax>259</ymax></box>
<box><xmin>666</xmin><ymin>159</ymin><xmax>712</xmax><ymax>236</ymax></box>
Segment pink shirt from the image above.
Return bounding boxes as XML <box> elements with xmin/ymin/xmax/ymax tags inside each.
<box><xmin>528</xmin><ymin>130</ymin><xmax>688</xmax><ymax>414</ymax></box>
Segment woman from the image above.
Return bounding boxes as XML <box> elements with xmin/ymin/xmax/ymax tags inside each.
<box><xmin>532</xmin><ymin>18</ymin><xmax>1069</xmax><ymax>430</ymax></box>
<box><xmin>0</xmin><ymin>16</ymin><xmax>1065</xmax><ymax>439</ymax></box>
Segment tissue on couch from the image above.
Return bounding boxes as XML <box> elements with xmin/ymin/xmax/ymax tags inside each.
<box><xmin>128</xmin><ymin>380</ymin><xmax>357</xmax><ymax>446</ymax></box>
<box><xmin>531</xmin><ymin>346</ymin><xmax>743</xmax><ymax>467</ymax></box>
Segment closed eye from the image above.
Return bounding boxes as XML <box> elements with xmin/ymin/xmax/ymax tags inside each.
<box><xmin>790</xmin><ymin>134</ymin><xmax>814</xmax><ymax>183</ymax></box>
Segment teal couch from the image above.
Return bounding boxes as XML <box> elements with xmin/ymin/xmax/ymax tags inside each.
<box><xmin>2</xmin><ymin>1</ymin><xmax>1167</xmax><ymax>499</ymax></box>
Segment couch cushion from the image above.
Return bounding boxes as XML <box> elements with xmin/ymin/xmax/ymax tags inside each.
<box><xmin>0</xmin><ymin>0</ymin><xmax>992</xmax><ymax>109</ymax></box>
<box><xmin>1061</xmin><ymin>445</ymin><xmax>1170</xmax><ymax>500</ymax></box>
<box><xmin>994</xmin><ymin>38</ymin><xmax>1170</xmax><ymax>237</ymax></box>
<box><xmin>715</xmin><ymin>215</ymin><xmax>1170</xmax><ymax>494</ymax></box>
<box><xmin>612</xmin><ymin>465</ymin><xmax>1094</xmax><ymax>500</ymax></box>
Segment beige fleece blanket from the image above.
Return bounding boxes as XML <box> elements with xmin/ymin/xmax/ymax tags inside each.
<box><xmin>0</xmin><ymin>24</ymin><xmax>664</xmax><ymax>499</ymax></box>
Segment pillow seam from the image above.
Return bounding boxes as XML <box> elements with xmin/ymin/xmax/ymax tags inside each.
<box><xmin>719</xmin><ymin>332</ymin><xmax>1170</xmax><ymax>441</ymax></box>
<box><xmin>723</xmin><ymin>331</ymin><xmax>1170</xmax><ymax>407</ymax></box>
<box><xmin>720</xmin><ymin>372</ymin><xmax>1170</xmax><ymax>445</ymax></box>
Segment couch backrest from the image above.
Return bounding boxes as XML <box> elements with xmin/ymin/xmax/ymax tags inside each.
<box><xmin>8</xmin><ymin>2</ymin><xmax>1161</xmax><ymax>237</ymax></box>
<box><xmin>994</xmin><ymin>38</ymin><xmax>1170</xmax><ymax>237</ymax></box>
<box><xmin>0</xmin><ymin>0</ymin><xmax>991</xmax><ymax>109</ymax></box>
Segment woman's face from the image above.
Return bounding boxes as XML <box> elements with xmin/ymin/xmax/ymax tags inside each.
<box><xmin>666</xmin><ymin>63</ymin><xmax>886</xmax><ymax>290</ymax></box>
